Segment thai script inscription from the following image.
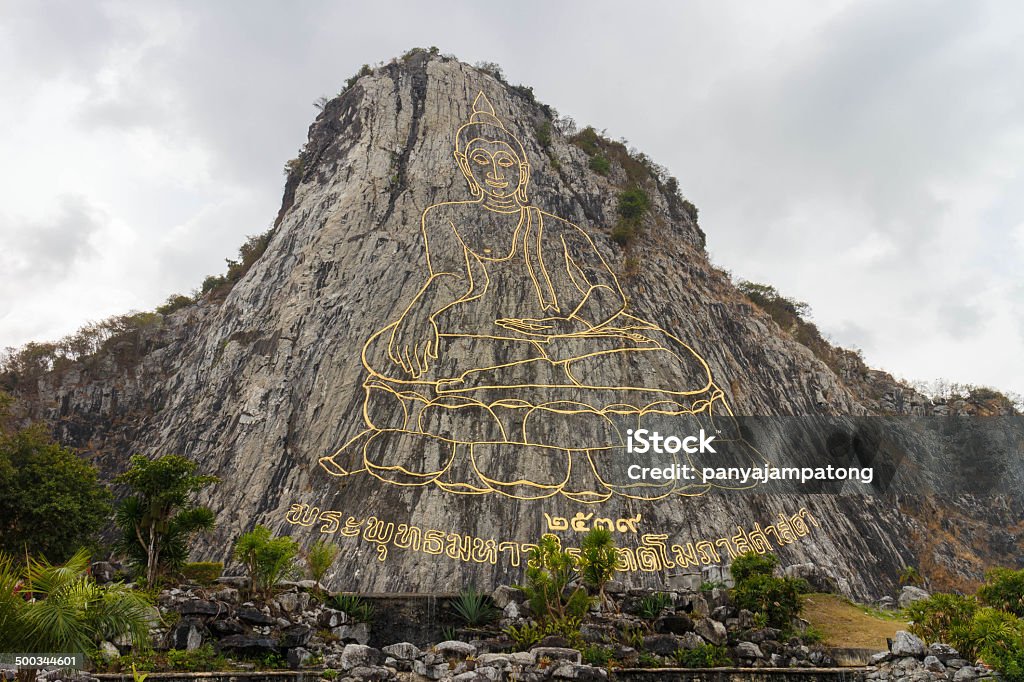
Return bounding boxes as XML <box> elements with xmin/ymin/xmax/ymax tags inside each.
<box><xmin>283</xmin><ymin>503</ymin><xmax>819</xmax><ymax>571</ymax></box>
<box><xmin>544</xmin><ymin>512</ymin><xmax>642</xmax><ymax>533</ymax></box>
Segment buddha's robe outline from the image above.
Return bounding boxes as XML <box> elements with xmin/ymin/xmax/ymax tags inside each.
<box><xmin>320</xmin><ymin>91</ymin><xmax>765</xmax><ymax>501</ymax></box>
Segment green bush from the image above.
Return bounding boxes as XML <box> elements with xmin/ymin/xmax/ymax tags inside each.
<box><xmin>253</xmin><ymin>651</ymin><xmax>287</xmax><ymax>669</ymax></box>
<box><xmin>570</xmin><ymin>126</ymin><xmax>600</xmax><ymax>156</ymax></box>
<box><xmin>981</xmin><ymin>637</ymin><xmax>1024</xmax><ymax>682</ymax></box>
<box><xmin>198</xmin><ymin>227</ymin><xmax>276</xmax><ymax>300</ymax></box>
<box><xmin>519</xmin><ymin>535</ymin><xmax>592</xmax><ymax>622</ymax></box>
<box><xmin>906</xmin><ymin>593</ymin><xmax>978</xmax><ymax>647</ymax></box>
<box><xmin>637</xmin><ymin>652</ymin><xmax>663</xmax><ymax>668</ymax></box>
<box><xmin>617</xmin><ymin>187</ymin><xmax>650</xmax><ymax>222</ymax></box>
<box><xmin>673</xmin><ymin>644</ymin><xmax>731</xmax><ymax>667</ymax></box>
<box><xmin>233</xmin><ymin>525</ymin><xmax>299</xmax><ymax>597</ymax></box>
<box><xmin>899</xmin><ymin>565</ymin><xmax>924</xmax><ymax>587</ymax></box>
<box><xmin>730</xmin><ymin>551</ymin><xmax>778</xmax><ymax>584</ymax></box>
<box><xmin>180</xmin><ymin>562</ymin><xmax>223</xmax><ymax>585</ymax></box>
<box><xmin>637</xmin><ymin>592</ymin><xmax>673</xmax><ymax>620</ymax></box>
<box><xmin>801</xmin><ymin>624</ymin><xmax>826</xmax><ymax>644</ymax></box>
<box><xmin>906</xmin><ymin>592</ymin><xmax>1024</xmax><ymax>678</ymax></box>
<box><xmin>536</xmin><ymin>121</ymin><xmax>552</xmax><ymax>149</ymax></box>
<box><xmin>452</xmin><ymin>586</ymin><xmax>498</xmax><ymax>627</ymax></box>
<box><xmin>166</xmin><ymin>644</ymin><xmax>226</xmax><ymax>672</ymax></box>
<box><xmin>505</xmin><ymin>621</ymin><xmax>544</xmax><ymax>650</ymax></box>
<box><xmin>344</xmin><ymin>64</ymin><xmax>372</xmax><ymax>91</ymax></box>
<box><xmin>504</xmin><ymin>617</ymin><xmax>582</xmax><ymax>651</ymax></box>
<box><xmin>581</xmin><ymin>644</ymin><xmax>614</xmax><ymax>667</ymax></box>
<box><xmin>0</xmin><ymin>414</ymin><xmax>111</xmax><ymax>562</ymax></box>
<box><xmin>978</xmin><ymin>567</ymin><xmax>1024</xmax><ymax>618</ymax></box>
<box><xmin>731</xmin><ymin>574</ymin><xmax>806</xmax><ymax>630</ymax></box>
<box><xmin>950</xmin><ymin>607</ymin><xmax>1024</xmax><ymax>671</ymax></box>
<box><xmin>611</xmin><ymin>222</ymin><xmax>636</xmax><ymax>246</ymax></box>
<box><xmin>304</xmin><ymin>539</ymin><xmax>340</xmax><ymax>587</ymax></box>
<box><xmin>904</xmin><ymin>574</ymin><xmax>1024</xmax><ymax>680</ymax></box>
<box><xmin>588</xmin><ymin>155</ymin><xmax>611</xmax><ymax>175</ymax></box>
<box><xmin>609</xmin><ymin>187</ymin><xmax>651</xmax><ymax>247</ymax></box>
<box><xmin>473</xmin><ymin>61</ymin><xmax>505</xmax><ymax>82</ymax></box>
<box><xmin>155</xmin><ymin>294</ymin><xmax>193</xmax><ymax>316</ymax></box>
<box><xmin>621</xmin><ymin>623</ymin><xmax>645</xmax><ymax>650</ymax></box>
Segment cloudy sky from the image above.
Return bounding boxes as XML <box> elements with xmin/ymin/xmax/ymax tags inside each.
<box><xmin>1</xmin><ymin>0</ymin><xmax>1022</xmax><ymax>398</ymax></box>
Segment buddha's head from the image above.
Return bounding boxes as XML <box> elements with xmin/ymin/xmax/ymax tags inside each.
<box><xmin>454</xmin><ymin>92</ymin><xmax>530</xmax><ymax>207</ymax></box>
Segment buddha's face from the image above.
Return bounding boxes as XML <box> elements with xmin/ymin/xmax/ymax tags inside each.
<box><xmin>461</xmin><ymin>139</ymin><xmax>527</xmax><ymax>200</ymax></box>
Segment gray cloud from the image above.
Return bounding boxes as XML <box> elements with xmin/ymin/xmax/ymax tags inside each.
<box><xmin>0</xmin><ymin>195</ymin><xmax>103</xmax><ymax>279</ymax></box>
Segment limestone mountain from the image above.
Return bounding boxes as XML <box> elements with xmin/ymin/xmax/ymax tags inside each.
<box><xmin>3</xmin><ymin>50</ymin><xmax>1020</xmax><ymax>599</ymax></box>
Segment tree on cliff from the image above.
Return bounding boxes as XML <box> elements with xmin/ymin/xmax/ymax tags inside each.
<box><xmin>114</xmin><ymin>454</ymin><xmax>219</xmax><ymax>585</ymax></box>
<box><xmin>0</xmin><ymin>393</ymin><xmax>111</xmax><ymax>562</ymax></box>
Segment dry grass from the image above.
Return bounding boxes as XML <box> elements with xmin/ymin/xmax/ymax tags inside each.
<box><xmin>801</xmin><ymin>593</ymin><xmax>908</xmax><ymax>649</ymax></box>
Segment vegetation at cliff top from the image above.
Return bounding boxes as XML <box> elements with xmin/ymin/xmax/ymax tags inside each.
<box><xmin>0</xmin><ymin>224</ymin><xmax>276</xmax><ymax>395</ymax></box>
<box><xmin>1</xmin><ymin>50</ymin><xmax>1017</xmax><ymax>419</ymax></box>
<box><xmin>736</xmin><ymin>279</ymin><xmax>1022</xmax><ymax>412</ymax></box>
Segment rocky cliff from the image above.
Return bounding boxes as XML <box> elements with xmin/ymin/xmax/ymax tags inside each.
<box><xmin>3</xmin><ymin>50</ymin><xmax>1021</xmax><ymax>599</ymax></box>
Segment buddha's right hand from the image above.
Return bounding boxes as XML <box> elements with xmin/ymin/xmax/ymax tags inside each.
<box><xmin>387</xmin><ymin>314</ymin><xmax>439</xmax><ymax>378</ymax></box>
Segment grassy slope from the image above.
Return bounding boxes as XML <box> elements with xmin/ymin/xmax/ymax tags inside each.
<box><xmin>801</xmin><ymin>593</ymin><xmax>909</xmax><ymax>650</ymax></box>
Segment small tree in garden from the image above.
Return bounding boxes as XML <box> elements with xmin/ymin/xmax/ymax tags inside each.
<box><xmin>519</xmin><ymin>534</ymin><xmax>591</xmax><ymax>622</ymax></box>
<box><xmin>578</xmin><ymin>527</ymin><xmax>618</xmax><ymax>607</ymax></box>
<box><xmin>305</xmin><ymin>539</ymin><xmax>340</xmax><ymax>589</ymax></box>
<box><xmin>115</xmin><ymin>454</ymin><xmax>219</xmax><ymax>586</ymax></box>
<box><xmin>234</xmin><ymin>525</ymin><xmax>300</xmax><ymax>597</ymax></box>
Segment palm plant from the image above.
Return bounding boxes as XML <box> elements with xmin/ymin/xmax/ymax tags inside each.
<box><xmin>234</xmin><ymin>525</ymin><xmax>300</xmax><ymax>597</ymax></box>
<box><xmin>519</xmin><ymin>535</ymin><xmax>592</xmax><ymax>622</ymax></box>
<box><xmin>330</xmin><ymin>593</ymin><xmax>374</xmax><ymax>623</ymax></box>
<box><xmin>578</xmin><ymin>528</ymin><xmax>618</xmax><ymax>607</ymax></box>
<box><xmin>0</xmin><ymin>549</ymin><xmax>153</xmax><ymax>682</ymax></box>
<box><xmin>452</xmin><ymin>586</ymin><xmax>498</xmax><ymax>627</ymax></box>
<box><xmin>304</xmin><ymin>539</ymin><xmax>340</xmax><ymax>590</ymax></box>
<box><xmin>637</xmin><ymin>592</ymin><xmax>673</xmax><ymax>620</ymax></box>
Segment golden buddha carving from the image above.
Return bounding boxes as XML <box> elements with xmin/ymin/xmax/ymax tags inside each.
<box><xmin>321</xmin><ymin>92</ymin><xmax>763</xmax><ymax>502</ymax></box>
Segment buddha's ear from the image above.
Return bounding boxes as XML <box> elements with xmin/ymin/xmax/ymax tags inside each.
<box><xmin>515</xmin><ymin>161</ymin><xmax>531</xmax><ymax>204</ymax></box>
<box><xmin>454</xmin><ymin>151</ymin><xmax>481</xmax><ymax>197</ymax></box>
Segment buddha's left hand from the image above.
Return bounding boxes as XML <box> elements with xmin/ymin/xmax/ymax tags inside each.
<box><xmin>495</xmin><ymin>316</ymin><xmax>591</xmax><ymax>338</ymax></box>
